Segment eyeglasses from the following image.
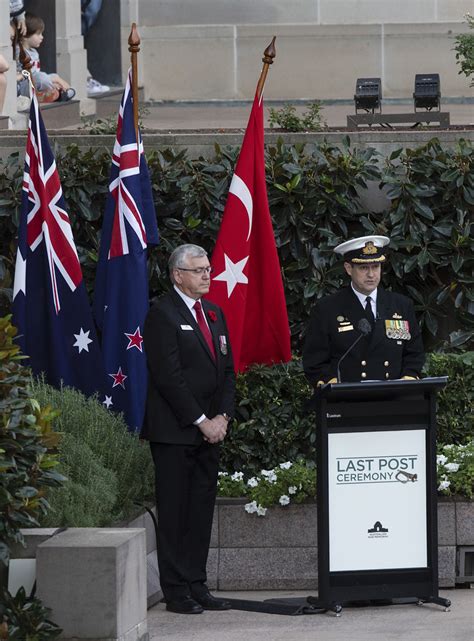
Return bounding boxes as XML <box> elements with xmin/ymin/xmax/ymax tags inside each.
<box><xmin>177</xmin><ymin>266</ymin><xmax>214</xmax><ymax>275</ymax></box>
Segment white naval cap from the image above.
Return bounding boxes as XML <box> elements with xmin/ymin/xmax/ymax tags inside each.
<box><xmin>334</xmin><ymin>235</ymin><xmax>390</xmax><ymax>263</ymax></box>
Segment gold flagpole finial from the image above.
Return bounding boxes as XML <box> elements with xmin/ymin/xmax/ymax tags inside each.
<box><xmin>128</xmin><ymin>23</ymin><xmax>141</xmax><ymax>137</ymax></box>
<box><xmin>256</xmin><ymin>36</ymin><xmax>276</xmax><ymax>100</ymax></box>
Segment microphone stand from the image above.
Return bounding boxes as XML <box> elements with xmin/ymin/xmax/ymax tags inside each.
<box><xmin>336</xmin><ymin>332</ymin><xmax>366</xmax><ymax>384</ymax></box>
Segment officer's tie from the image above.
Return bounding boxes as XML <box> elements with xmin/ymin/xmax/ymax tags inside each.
<box><xmin>365</xmin><ymin>296</ymin><xmax>375</xmax><ymax>328</ymax></box>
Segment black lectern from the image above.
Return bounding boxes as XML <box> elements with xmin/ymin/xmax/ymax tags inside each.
<box><xmin>307</xmin><ymin>378</ymin><xmax>451</xmax><ymax>614</ymax></box>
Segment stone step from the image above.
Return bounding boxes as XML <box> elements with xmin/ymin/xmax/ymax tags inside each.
<box><xmin>92</xmin><ymin>86</ymin><xmax>144</xmax><ymax>118</ymax></box>
<box><xmin>39</xmin><ymin>99</ymin><xmax>81</xmax><ymax>129</ymax></box>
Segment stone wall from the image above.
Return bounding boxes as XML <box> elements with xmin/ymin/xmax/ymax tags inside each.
<box><xmin>118</xmin><ymin>0</ymin><xmax>473</xmax><ymax>101</ymax></box>
<box><xmin>206</xmin><ymin>498</ymin><xmax>473</xmax><ymax>590</ymax></box>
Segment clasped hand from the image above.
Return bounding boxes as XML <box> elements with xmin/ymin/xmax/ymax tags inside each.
<box><xmin>199</xmin><ymin>415</ymin><xmax>229</xmax><ymax>444</ymax></box>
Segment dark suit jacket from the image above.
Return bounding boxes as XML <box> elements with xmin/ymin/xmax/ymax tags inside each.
<box><xmin>141</xmin><ymin>289</ymin><xmax>235</xmax><ymax>444</ymax></box>
<box><xmin>303</xmin><ymin>286</ymin><xmax>425</xmax><ymax>384</ymax></box>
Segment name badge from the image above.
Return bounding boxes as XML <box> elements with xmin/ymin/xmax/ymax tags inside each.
<box><xmin>338</xmin><ymin>325</ymin><xmax>354</xmax><ymax>332</ymax></box>
<box><xmin>180</xmin><ymin>325</ymin><xmax>193</xmax><ymax>330</ymax></box>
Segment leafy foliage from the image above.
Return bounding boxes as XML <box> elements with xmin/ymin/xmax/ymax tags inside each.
<box><xmin>437</xmin><ymin>441</ymin><xmax>474</xmax><ymax>498</ymax></box>
<box><xmin>268</xmin><ymin>102</ymin><xmax>326</xmax><ymax>132</ymax></box>
<box><xmin>221</xmin><ymin>359</ymin><xmax>314</xmax><ymax>475</ymax></box>
<box><xmin>380</xmin><ymin>138</ymin><xmax>474</xmax><ymax>346</ymax></box>
<box><xmin>218</xmin><ymin>461</ymin><xmax>316</xmax><ymax>513</ymax></box>
<box><xmin>0</xmin><ymin>317</ymin><xmax>65</xmax><ymax>566</ymax></box>
<box><xmin>0</xmin><ymin>137</ymin><xmax>473</xmax><ymax>350</ymax></box>
<box><xmin>0</xmin><ymin>587</ymin><xmax>62</xmax><ymax>640</ymax></box>
<box><xmin>0</xmin><ymin>316</ymin><xmax>64</xmax><ymax>639</ymax></box>
<box><xmin>425</xmin><ymin>351</ymin><xmax>474</xmax><ymax>445</ymax></box>
<box><xmin>30</xmin><ymin>379</ymin><xmax>155</xmax><ymax>527</ymax></box>
<box><xmin>454</xmin><ymin>13</ymin><xmax>474</xmax><ymax>87</ymax></box>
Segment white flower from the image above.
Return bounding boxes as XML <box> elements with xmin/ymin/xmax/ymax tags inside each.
<box><xmin>445</xmin><ymin>462</ymin><xmax>460</xmax><ymax>473</ymax></box>
<box><xmin>245</xmin><ymin>501</ymin><xmax>258</xmax><ymax>514</ymax></box>
<box><xmin>288</xmin><ymin>486</ymin><xmax>298</xmax><ymax>495</ymax></box>
<box><xmin>279</xmin><ymin>495</ymin><xmax>290</xmax><ymax>506</ymax></box>
<box><xmin>261</xmin><ymin>469</ymin><xmax>277</xmax><ymax>483</ymax></box>
<box><xmin>231</xmin><ymin>471</ymin><xmax>244</xmax><ymax>482</ymax></box>
<box><xmin>279</xmin><ymin>462</ymin><xmax>292</xmax><ymax>470</ymax></box>
<box><xmin>256</xmin><ymin>505</ymin><xmax>267</xmax><ymax>516</ymax></box>
<box><xmin>247</xmin><ymin>477</ymin><xmax>259</xmax><ymax>487</ymax></box>
<box><xmin>443</xmin><ymin>444</ymin><xmax>454</xmax><ymax>450</ymax></box>
<box><xmin>436</xmin><ymin>454</ymin><xmax>447</xmax><ymax>465</ymax></box>
<box><xmin>218</xmin><ymin>471</ymin><xmax>228</xmax><ymax>477</ymax></box>
<box><xmin>438</xmin><ymin>480</ymin><xmax>451</xmax><ymax>491</ymax></box>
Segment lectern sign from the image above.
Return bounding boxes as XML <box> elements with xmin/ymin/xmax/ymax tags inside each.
<box><xmin>328</xmin><ymin>429</ymin><xmax>427</xmax><ymax>572</ymax></box>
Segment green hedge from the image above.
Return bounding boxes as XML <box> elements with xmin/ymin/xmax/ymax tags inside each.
<box><xmin>0</xmin><ymin>137</ymin><xmax>472</xmax><ymax>350</ymax></box>
<box><xmin>30</xmin><ymin>379</ymin><xmax>155</xmax><ymax>527</ymax></box>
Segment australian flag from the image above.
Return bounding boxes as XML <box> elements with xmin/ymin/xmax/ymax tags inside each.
<box><xmin>94</xmin><ymin>70</ymin><xmax>159</xmax><ymax>432</ymax></box>
<box><xmin>12</xmin><ymin>90</ymin><xmax>106</xmax><ymax>396</ymax></box>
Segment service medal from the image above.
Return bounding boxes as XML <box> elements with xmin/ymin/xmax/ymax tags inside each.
<box><xmin>219</xmin><ymin>335</ymin><xmax>228</xmax><ymax>355</ymax></box>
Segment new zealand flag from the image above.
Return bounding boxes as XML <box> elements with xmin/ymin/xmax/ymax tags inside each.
<box><xmin>94</xmin><ymin>70</ymin><xmax>159</xmax><ymax>432</ymax></box>
<box><xmin>12</xmin><ymin>90</ymin><xmax>106</xmax><ymax>396</ymax></box>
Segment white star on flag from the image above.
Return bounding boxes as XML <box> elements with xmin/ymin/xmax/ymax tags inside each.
<box><xmin>103</xmin><ymin>395</ymin><xmax>113</xmax><ymax>409</ymax></box>
<box><xmin>212</xmin><ymin>254</ymin><xmax>249</xmax><ymax>298</ymax></box>
<box><xmin>73</xmin><ymin>328</ymin><xmax>93</xmax><ymax>353</ymax></box>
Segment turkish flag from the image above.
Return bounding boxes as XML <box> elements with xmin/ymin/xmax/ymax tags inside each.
<box><xmin>206</xmin><ymin>91</ymin><xmax>291</xmax><ymax>372</ymax></box>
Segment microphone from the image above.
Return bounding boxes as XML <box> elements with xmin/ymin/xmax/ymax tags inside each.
<box><xmin>336</xmin><ymin>318</ymin><xmax>372</xmax><ymax>384</ymax></box>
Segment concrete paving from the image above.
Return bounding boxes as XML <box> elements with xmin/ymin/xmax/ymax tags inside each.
<box><xmin>147</xmin><ymin>588</ymin><xmax>474</xmax><ymax>641</ymax></box>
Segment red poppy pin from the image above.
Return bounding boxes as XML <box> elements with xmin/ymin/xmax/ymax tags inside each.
<box><xmin>208</xmin><ymin>310</ymin><xmax>217</xmax><ymax>322</ymax></box>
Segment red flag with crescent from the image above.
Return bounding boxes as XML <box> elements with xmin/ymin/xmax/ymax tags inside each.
<box><xmin>206</xmin><ymin>91</ymin><xmax>291</xmax><ymax>372</ymax></box>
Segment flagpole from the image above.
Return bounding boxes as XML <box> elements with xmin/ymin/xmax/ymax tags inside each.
<box><xmin>255</xmin><ymin>36</ymin><xmax>276</xmax><ymax>101</ymax></box>
<box><xmin>128</xmin><ymin>23</ymin><xmax>140</xmax><ymax>137</ymax></box>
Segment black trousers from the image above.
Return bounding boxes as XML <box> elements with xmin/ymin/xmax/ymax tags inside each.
<box><xmin>150</xmin><ymin>441</ymin><xmax>219</xmax><ymax>601</ymax></box>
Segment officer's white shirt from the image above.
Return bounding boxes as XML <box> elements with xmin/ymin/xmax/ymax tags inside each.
<box><xmin>351</xmin><ymin>283</ymin><xmax>377</xmax><ymax>320</ymax></box>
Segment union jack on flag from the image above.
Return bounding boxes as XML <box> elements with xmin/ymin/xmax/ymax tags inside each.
<box><xmin>94</xmin><ymin>69</ymin><xmax>159</xmax><ymax>432</ymax></box>
<box><xmin>12</xmin><ymin>90</ymin><xmax>106</xmax><ymax>396</ymax></box>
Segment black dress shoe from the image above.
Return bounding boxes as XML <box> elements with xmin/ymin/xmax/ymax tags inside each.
<box><xmin>192</xmin><ymin>592</ymin><xmax>232</xmax><ymax>611</ymax></box>
<box><xmin>166</xmin><ymin>597</ymin><xmax>203</xmax><ymax>614</ymax></box>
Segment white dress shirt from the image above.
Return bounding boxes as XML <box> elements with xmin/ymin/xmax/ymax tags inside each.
<box><xmin>351</xmin><ymin>283</ymin><xmax>378</xmax><ymax>319</ymax></box>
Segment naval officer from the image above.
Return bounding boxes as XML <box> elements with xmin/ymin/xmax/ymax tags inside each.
<box><xmin>303</xmin><ymin>235</ymin><xmax>425</xmax><ymax>385</ymax></box>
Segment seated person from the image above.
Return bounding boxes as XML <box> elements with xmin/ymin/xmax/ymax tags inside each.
<box><xmin>17</xmin><ymin>13</ymin><xmax>76</xmax><ymax>103</ymax></box>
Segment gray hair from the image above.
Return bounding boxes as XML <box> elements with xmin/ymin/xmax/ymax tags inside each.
<box><xmin>168</xmin><ymin>244</ymin><xmax>208</xmax><ymax>283</ymax></box>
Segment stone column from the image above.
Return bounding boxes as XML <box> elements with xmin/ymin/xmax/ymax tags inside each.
<box><xmin>0</xmin><ymin>2</ymin><xmax>18</xmax><ymax>123</ymax></box>
<box><xmin>120</xmin><ymin>0</ymin><xmax>140</xmax><ymax>84</ymax></box>
<box><xmin>55</xmin><ymin>0</ymin><xmax>89</xmax><ymax>103</ymax></box>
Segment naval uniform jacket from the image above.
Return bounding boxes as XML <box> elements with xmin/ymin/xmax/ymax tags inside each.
<box><xmin>303</xmin><ymin>286</ymin><xmax>425</xmax><ymax>385</ymax></box>
<box><xmin>141</xmin><ymin>289</ymin><xmax>235</xmax><ymax>443</ymax></box>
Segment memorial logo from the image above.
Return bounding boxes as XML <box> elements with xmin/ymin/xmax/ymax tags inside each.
<box><xmin>368</xmin><ymin>521</ymin><xmax>389</xmax><ymax>538</ymax></box>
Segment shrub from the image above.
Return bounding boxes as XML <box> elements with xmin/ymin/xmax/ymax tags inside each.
<box><xmin>268</xmin><ymin>102</ymin><xmax>326</xmax><ymax>131</ymax></box>
<box><xmin>437</xmin><ymin>441</ymin><xmax>474</xmax><ymax>498</ymax></box>
<box><xmin>220</xmin><ymin>359</ymin><xmax>314</xmax><ymax>475</ymax></box>
<box><xmin>0</xmin><ymin>316</ymin><xmax>63</xmax><ymax>639</ymax></box>
<box><xmin>30</xmin><ymin>379</ymin><xmax>155</xmax><ymax>527</ymax></box>
<box><xmin>0</xmin><ymin>317</ymin><xmax>64</xmax><ymax>562</ymax></box>
<box><xmin>1</xmin><ymin>137</ymin><xmax>473</xmax><ymax>350</ymax></box>
<box><xmin>425</xmin><ymin>351</ymin><xmax>474</xmax><ymax>445</ymax></box>
<box><xmin>454</xmin><ymin>13</ymin><xmax>474</xmax><ymax>87</ymax></box>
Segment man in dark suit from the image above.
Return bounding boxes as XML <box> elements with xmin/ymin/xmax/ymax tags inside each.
<box><xmin>142</xmin><ymin>244</ymin><xmax>235</xmax><ymax>614</ymax></box>
<box><xmin>303</xmin><ymin>235</ymin><xmax>424</xmax><ymax>385</ymax></box>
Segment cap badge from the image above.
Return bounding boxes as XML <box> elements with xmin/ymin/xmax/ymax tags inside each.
<box><xmin>362</xmin><ymin>241</ymin><xmax>377</xmax><ymax>255</ymax></box>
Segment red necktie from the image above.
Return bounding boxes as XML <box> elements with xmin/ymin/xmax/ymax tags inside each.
<box><xmin>194</xmin><ymin>301</ymin><xmax>216</xmax><ymax>360</ymax></box>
